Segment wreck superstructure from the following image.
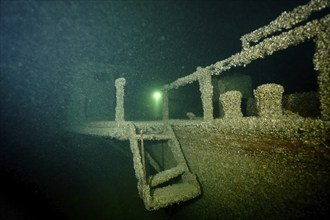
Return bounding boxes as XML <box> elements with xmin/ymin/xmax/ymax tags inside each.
<box><xmin>69</xmin><ymin>0</ymin><xmax>330</xmax><ymax>218</ymax></box>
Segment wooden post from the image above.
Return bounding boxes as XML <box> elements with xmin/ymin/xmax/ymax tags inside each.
<box><xmin>314</xmin><ymin>28</ymin><xmax>330</xmax><ymax>120</ymax></box>
<box><xmin>115</xmin><ymin>78</ymin><xmax>126</xmax><ymax>122</ymax></box>
<box><xmin>162</xmin><ymin>88</ymin><xmax>169</xmax><ymax>121</ymax></box>
<box><xmin>140</xmin><ymin>129</ymin><xmax>147</xmax><ymax>183</ymax></box>
<box><xmin>198</xmin><ymin>68</ymin><xmax>213</xmax><ymax>121</ymax></box>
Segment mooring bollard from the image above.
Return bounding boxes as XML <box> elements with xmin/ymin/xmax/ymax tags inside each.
<box><xmin>220</xmin><ymin>90</ymin><xmax>243</xmax><ymax>118</ymax></box>
<box><xmin>254</xmin><ymin>83</ymin><xmax>284</xmax><ymax>118</ymax></box>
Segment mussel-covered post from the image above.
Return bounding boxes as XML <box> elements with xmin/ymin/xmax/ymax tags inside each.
<box><xmin>115</xmin><ymin>78</ymin><xmax>126</xmax><ymax>122</ymax></box>
<box><xmin>220</xmin><ymin>91</ymin><xmax>243</xmax><ymax>118</ymax></box>
<box><xmin>198</xmin><ymin>67</ymin><xmax>213</xmax><ymax>121</ymax></box>
<box><xmin>162</xmin><ymin>87</ymin><xmax>169</xmax><ymax>120</ymax></box>
<box><xmin>254</xmin><ymin>83</ymin><xmax>284</xmax><ymax>118</ymax></box>
<box><xmin>314</xmin><ymin>25</ymin><xmax>330</xmax><ymax>120</ymax></box>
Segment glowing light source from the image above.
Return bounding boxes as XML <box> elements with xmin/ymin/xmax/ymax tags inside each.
<box><xmin>152</xmin><ymin>91</ymin><xmax>162</xmax><ymax>102</ymax></box>
<box><xmin>151</xmin><ymin>90</ymin><xmax>162</xmax><ymax>119</ymax></box>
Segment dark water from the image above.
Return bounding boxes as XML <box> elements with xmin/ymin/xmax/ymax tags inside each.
<box><xmin>0</xmin><ymin>0</ymin><xmax>323</xmax><ymax>219</ymax></box>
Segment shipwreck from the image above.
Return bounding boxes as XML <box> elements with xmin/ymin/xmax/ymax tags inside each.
<box><xmin>68</xmin><ymin>0</ymin><xmax>330</xmax><ymax>219</ymax></box>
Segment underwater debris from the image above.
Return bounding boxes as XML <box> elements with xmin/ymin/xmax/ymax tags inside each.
<box><xmin>186</xmin><ymin>112</ymin><xmax>197</xmax><ymax>120</ymax></box>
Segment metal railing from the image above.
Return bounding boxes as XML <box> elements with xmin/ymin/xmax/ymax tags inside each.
<box><xmin>160</xmin><ymin>0</ymin><xmax>330</xmax><ymax>121</ymax></box>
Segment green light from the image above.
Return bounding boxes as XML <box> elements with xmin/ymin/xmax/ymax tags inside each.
<box><xmin>151</xmin><ymin>90</ymin><xmax>162</xmax><ymax>119</ymax></box>
<box><xmin>153</xmin><ymin>91</ymin><xmax>162</xmax><ymax>101</ymax></box>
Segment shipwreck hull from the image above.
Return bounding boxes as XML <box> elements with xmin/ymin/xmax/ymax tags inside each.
<box><xmin>170</xmin><ymin>119</ymin><xmax>330</xmax><ymax>219</ymax></box>
<box><xmin>71</xmin><ymin>116</ymin><xmax>330</xmax><ymax>219</ymax></box>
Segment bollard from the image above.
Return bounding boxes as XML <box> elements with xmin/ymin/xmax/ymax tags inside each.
<box><xmin>254</xmin><ymin>83</ymin><xmax>284</xmax><ymax>118</ymax></box>
<box><xmin>220</xmin><ymin>90</ymin><xmax>243</xmax><ymax>118</ymax></box>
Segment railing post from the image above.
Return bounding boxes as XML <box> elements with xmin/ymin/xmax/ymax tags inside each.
<box><xmin>162</xmin><ymin>87</ymin><xmax>169</xmax><ymax>121</ymax></box>
<box><xmin>115</xmin><ymin>78</ymin><xmax>126</xmax><ymax>122</ymax></box>
<box><xmin>314</xmin><ymin>27</ymin><xmax>330</xmax><ymax>120</ymax></box>
<box><xmin>198</xmin><ymin>67</ymin><xmax>213</xmax><ymax>121</ymax></box>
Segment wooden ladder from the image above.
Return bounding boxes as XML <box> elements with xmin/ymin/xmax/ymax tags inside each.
<box><xmin>126</xmin><ymin>122</ymin><xmax>201</xmax><ymax>211</ymax></box>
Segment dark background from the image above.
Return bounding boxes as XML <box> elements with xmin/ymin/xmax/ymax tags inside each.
<box><xmin>0</xmin><ymin>0</ymin><xmax>324</xmax><ymax>219</ymax></box>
